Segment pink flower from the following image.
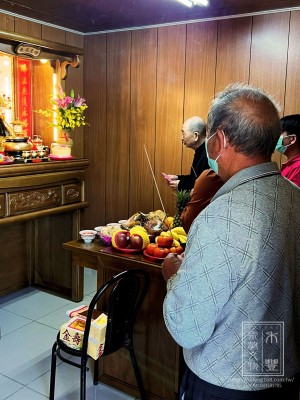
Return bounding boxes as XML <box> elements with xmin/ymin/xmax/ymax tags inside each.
<box><xmin>55</xmin><ymin>96</ymin><xmax>73</xmax><ymax>109</ymax></box>
<box><xmin>74</xmin><ymin>95</ymin><xmax>86</xmax><ymax>107</ymax></box>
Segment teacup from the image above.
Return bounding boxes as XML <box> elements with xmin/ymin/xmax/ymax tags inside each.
<box><xmin>79</xmin><ymin>230</ymin><xmax>97</xmax><ymax>243</ymax></box>
<box><xmin>22</xmin><ymin>150</ymin><xmax>31</xmax><ymax>159</ymax></box>
<box><xmin>38</xmin><ymin>150</ymin><xmax>45</xmax><ymax>157</ymax></box>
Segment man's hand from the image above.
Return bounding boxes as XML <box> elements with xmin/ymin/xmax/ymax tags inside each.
<box><xmin>167</xmin><ymin>174</ymin><xmax>178</xmax><ymax>181</ymax></box>
<box><xmin>169</xmin><ymin>179</ymin><xmax>180</xmax><ymax>190</ymax></box>
<box><xmin>162</xmin><ymin>253</ymin><xmax>184</xmax><ymax>282</ymax></box>
<box><xmin>162</xmin><ymin>173</ymin><xmax>180</xmax><ymax>190</ymax></box>
<box><xmin>162</xmin><ymin>173</ymin><xmax>178</xmax><ymax>182</ymax></box>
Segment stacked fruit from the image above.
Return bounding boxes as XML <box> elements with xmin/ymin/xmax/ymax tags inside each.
<box><xmin>145</xmin><ymin>227</ymin><xmax>187</xmax><ymax>259</ymax></box>
<box><xmin>158</xmin><ymin>227</ymin><xmax>187</xmax><ymax>246</ymax></box>
<box><xmin>111</xmin><ymin>227</ymin><xmax>150</xmax><ymax>251</ymax></box>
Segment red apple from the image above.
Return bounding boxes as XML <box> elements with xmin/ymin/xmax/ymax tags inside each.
<box><xmin>130</xmin><ymin>234</ymin><xmax>143</xmax><ymax>249</ymax></box>
<box><xmin>113</xmin><ymin>231</ymin><xmax>130</xmax><ymax>248</ymax></box>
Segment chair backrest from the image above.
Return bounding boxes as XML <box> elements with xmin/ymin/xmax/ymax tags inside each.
<box><xmin>81</xmin><ymin>268</ymin><xmax>150</xmax><ymax>358</ymax></box>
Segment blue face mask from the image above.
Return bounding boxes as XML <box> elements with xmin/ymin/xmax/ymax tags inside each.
<box><xmin>205</xmin><ymin>131</ymin><xmax>225</xmax><ymax>174</ymax></box>
<box><xmin>275</xmin><ymin>135</ymin><xmax>287</xmax><ymax>154</ymax></box>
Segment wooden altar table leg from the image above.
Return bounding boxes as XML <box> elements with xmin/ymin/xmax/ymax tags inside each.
<box><xmin>71</xmin><ymin>262</ymin><xmax>84</xmax><ymax>301</ymax></box>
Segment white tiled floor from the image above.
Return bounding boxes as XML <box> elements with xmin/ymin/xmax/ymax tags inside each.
<box><xmin>0</xmin><ymin>269</ymin><xmax>135</xmax><ymax>400</ymax></box>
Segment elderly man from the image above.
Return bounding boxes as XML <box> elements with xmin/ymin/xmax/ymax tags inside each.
<box><xmin>163</xmin><ymin>116</ymin><xmax>208</xmax><ymax>191</ymax></box>
<box><xmin>163</xmin><ymin>83</ymin><xmax>300</xmax><ymax>399</ymax></box>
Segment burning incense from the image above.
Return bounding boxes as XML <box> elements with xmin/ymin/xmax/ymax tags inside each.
<box><xmin>143</xmin><ymin>145</ymin><xmax>166</xmax><ymax>214</ymax></box>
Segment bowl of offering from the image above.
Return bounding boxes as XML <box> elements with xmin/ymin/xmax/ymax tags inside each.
<box><xmin>79</xmin><ymin>230</ymin><xmax>97</xmax><ymax>243</ymax></box>
<box><xmin>99</xmin><ymin>234</ymin><xmax>112</xmax><ymax>246</ymax></box>
<box><xmin>107</xmin><ymin>222</ymin><xmax>121</xmax><ymax>229</ymax></box>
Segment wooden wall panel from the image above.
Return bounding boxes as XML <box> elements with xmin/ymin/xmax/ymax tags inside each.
<box><xmin>14</xmin><ymin>18</ymin><xmax>42</xmax><ymax>37</ymax></box>
<box><xmin>42</xmin><ymin>25</ymin><xmax>66</xmax><ymax>44</ymax></box>
<box><xmin>249</xmin><ymin>12</ymin><xmax>290</xmax><ymax>112</ymax></box>
<box><xmin>82</xmin><ymin>34</ymin><xmax>107</xmax><ymax>228</ymax></box>
<box><xmin>66</xmin><ymin>31</ymin><xmax>84</xmax><ymax>48</ymax></box>
<box><xmin>215</xmin><ymin>16</ymin><xmax>252</xmax><ymax>93</ymax></box>
<box><xmin>0</xmin><ymin>13</ymin><xmax>14</xmax><ymax>31</ymax></box>
<box><xmin>284</xmin><ymin>11</ymin><xmax>300</xmax><ymax>115</ymax></box>
<box><xmin>155</xmin><ymin>25</ymin><xmax>186</xmax><ymax>215</ymax></box>
<box><xmin>129</xmin><ymin>29</ymin><xmax>158</xmax><ymax>216</ymax></box>
<box><xmin>105</xmin><ymin>32</ymin><xmax>131</xmax><ymax>223</ymax></box>
<box><xmin>183</xmin><ymin>21</ymin><xmax>217</xmax><ymax>175</ymax></box>
<box><xmin>185</xmin><ymin>21</ymin><xmax>218</xmax><ymax>120</ymax></box>
<box><xmin>81</xmin><ymin>9</ymin><xmax>300</xmax><ymax>229</ymax></box>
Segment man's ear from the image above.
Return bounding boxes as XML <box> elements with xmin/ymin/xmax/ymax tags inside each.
<box><xmin>216</xmin><ymin>129</ymin><xmax>227</xmax><ymax>151</ymax></box>
<box><xmin>284</xmin><ymin>133</ymin><xmax>297</xmax><ymax>146</ymax></box>
<box><xmin>290</xmin><ymin>134</ymin><xmax>297</xmax><ymax>145</ymax></box>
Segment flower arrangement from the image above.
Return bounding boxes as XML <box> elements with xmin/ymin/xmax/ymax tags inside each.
<box><xmin>35</xmin><ymin>86</ymin><xmax>88</xmax><ymax>131</ymax></box>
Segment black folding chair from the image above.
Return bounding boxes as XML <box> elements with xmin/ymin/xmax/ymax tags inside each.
<box><xmin>49</xmin><ymin>268</ymin><xmax>150</xmax><ymax>400</ymax></box>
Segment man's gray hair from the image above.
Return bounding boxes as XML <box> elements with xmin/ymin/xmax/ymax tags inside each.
<box><xmin>207</xmin><ymin>83</ymin><xmax>281</xmax><ymax>158</ymax></box>
<box><xmin>187</xmin><ymin>116</ymin><xmax>206</xmax><ymax>137</ymax></box>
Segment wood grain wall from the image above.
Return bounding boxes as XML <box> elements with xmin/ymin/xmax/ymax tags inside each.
<box><xmin>82</xmin><ymin>10</ymin><xmax>300</xmax><ymax>228</ymax></box>
<box><xmin>83</xmin><ymin>9</ymin><xmax>300</xmax><ymax>229</ymax></box>
<box><xmin>0</xmin><ymin>10</ymin><xmax>298</xmax><ymax>230</ymax></box>
<box><xmin>0</xmin><ymin>10</ymin><xmax>297</xmax><ymax>230</ymax></box>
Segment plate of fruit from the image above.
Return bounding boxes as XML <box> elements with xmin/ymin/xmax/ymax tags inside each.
<box><xmin>143</xmin><ymin>249</ymin><xmax>166</xmax><ymax>262</ymax></box>
<box><xmin>143</xmin><ymin>238</ymin><xmax>184</xmax><ymax>262</ymax></box>
<box><xmin>111</xmin><ymin>228</ymin><xmax>150</xmax><ymax>253</ymax></box>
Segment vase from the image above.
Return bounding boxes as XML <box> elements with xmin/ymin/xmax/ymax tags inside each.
<box><xmin>56</xmin><ymin>130</ymin><xmax>73</xmax><ymax>148</ymax></box>
<box><xmin>50</xmin><ymin>130</ymin><xmax>73</xmax><ymax>157</ymax></box>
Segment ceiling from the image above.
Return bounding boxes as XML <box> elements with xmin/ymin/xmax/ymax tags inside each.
<box><xmin>0</xmin><ymin>0</ymin><xmax>300</xmax><ymax>34</ymax></box>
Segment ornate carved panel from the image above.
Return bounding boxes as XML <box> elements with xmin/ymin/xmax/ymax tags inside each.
<box><xmin>62</xmin><ymin>183</ymin><xmax>81</xmax><ymax>204</ymax></box>
<box><xmin>8</xmin><ymin>186</ymin><xmax>61</xmax><ymax>215</ymax></box>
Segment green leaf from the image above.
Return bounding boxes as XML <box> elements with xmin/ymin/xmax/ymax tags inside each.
<box><xmin>70</xmin><ymin>89</ymin><xmax>75</xmax><ymax>98</ymax></box>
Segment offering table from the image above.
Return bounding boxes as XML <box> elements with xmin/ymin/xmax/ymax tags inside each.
<box><xmin>63</xmin><ymin>239</ymin><xmax>182</xmax><ymax>400</ymax></box>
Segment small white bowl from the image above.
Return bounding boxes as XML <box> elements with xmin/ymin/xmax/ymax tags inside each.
<box><xmin>79</xmin><ymin>229</ymin><xmax>97</xmax><ymax>236</ymax></box>
<box><xmin>82</xmin><ymin>237</ymin><xmax>94</xmax><ymax>244</ymax></box>
<box><xmin>79</xmin><ymin>230</ymin><xmax>97</xmax><ymax>243</ymax></box>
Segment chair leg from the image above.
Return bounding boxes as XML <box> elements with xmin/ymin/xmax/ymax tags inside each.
<box><xmin>129</xmin><ymin>346</ymin><xmax>146</xmax><ymax>400</ymax></box>
<box><xmin>93</xmin><ymin>359</ymin><xmax>99</xmax><ymax>385</ymax></box>
<box><xmin>80</xmin><ymin>360</ymin><xmax>88</xmax><ymax>400</ymax></box>
<box><xmin>49</xmin><ymin>341</ymin><xmax>58</xmax><ymax>400</ymax></box>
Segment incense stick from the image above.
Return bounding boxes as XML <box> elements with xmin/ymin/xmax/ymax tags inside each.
<box><xmin>191</xmin><ymin>165</ymin><xmax>197</xmax><ymax>179</ymax></box>
<box><xmin>143</xmin><ymin>145</ymin><xmax>166</xmax><ymax>213</ymax></box>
